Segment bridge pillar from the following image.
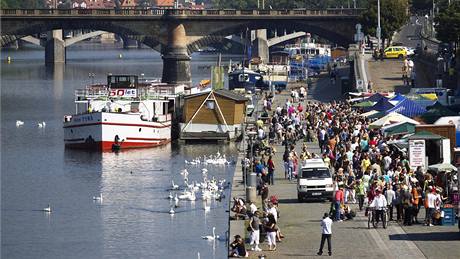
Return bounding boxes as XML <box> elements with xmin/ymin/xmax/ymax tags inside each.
<box><xmin>161</xmin><ymin>23</ymin><xmax>191</xmax><ymax>85</ymax></box>
<box><xmin>45</xmin><ymin>30</ymin><xmax>65</xmax><ymax>64</ymax></box>
<box><xmin>252</xmin><ymin>29</ymin><xmax>269</xmax><ymax>63</ymax></box>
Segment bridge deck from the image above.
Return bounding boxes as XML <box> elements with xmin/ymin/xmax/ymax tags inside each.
<box><xmin>1</xmin><ymin>8</ymin><xmax>362</xmax><ymax>18</ymax></box>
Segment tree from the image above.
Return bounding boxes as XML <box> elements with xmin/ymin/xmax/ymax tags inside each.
<box><xmin>435</xmin><ymin>2</ymin><xmax>460</xmax><ymax>45</ymax></box>
<box><xmin>360</xmin><ymin>0</ymin><xmax>409</xmax><ymax>47</ymax></box>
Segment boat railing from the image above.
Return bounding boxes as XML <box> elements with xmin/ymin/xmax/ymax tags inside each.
<box><xmin>75</xmin><ymin>86</ymin><xmax>181</xmax><ymax>101</ymax></box>
<box><xmin>75</xmin><ymin>89</ymin><xmax>109</xmax><ymax>101</ymax></box>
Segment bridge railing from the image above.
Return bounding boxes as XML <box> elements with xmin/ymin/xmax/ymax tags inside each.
<box><xmin>1</xmin><ymin>8</ymin><xmax>363</xmax><ymax>17</ymax></box>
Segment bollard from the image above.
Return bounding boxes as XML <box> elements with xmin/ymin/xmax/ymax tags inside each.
<box><xmin>245</xmin><ymin>186</ymin><xmax>257</xmax><ymax>203</ymax></box>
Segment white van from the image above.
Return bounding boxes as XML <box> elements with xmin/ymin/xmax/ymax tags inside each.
<box><xmin>297</xmin><ymin>159</ymin><xmax>334</xmax><ymax>202</ymax></box>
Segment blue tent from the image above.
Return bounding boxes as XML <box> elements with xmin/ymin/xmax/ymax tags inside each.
<box><xmin>367</xmin><ymin>93</ymin><xmax>386</xmax><ymax>102</ymax></box>
<box><xmin>371</xmin><ymin>97</ymin><xmax>394</xmax><ymax>112</ymax></box>
<box><xmin>386</xmin><ymin>98</ymin><xmax>427</xmax><ymax>117</ymax></box>
<box><xmin>390</xmin><ymin>93</ymin><xmax>406</xmax><ymax>103</ymax></box>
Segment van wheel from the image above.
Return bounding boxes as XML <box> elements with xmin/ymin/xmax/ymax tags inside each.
<box><xmin>398</xmin><ymin>54</ymin><xmax>403</xmax><ymax>59</ymax></box>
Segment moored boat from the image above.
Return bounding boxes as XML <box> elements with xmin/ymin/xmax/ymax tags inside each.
<box><xmin>63</xmin><ymin>75</ymin><xmax>184</xmax><ymax>151</ymax></box>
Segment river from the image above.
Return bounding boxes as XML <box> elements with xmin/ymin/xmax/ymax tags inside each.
<box><xmin>1</xmin><ymin>44</ymin><xmax>241</xmax><ymax>259</ymax></box>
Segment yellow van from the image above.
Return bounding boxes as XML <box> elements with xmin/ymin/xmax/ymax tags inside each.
<box><xmin>384</xmin><ymin>46</ymin><xmax>407</xmax><ymax>59</ymax></box>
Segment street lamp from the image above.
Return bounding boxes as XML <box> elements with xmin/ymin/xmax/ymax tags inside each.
<box><xmin>88</xmin><ymin>73</ymin><xmax>95</xmax><ymax>85</ymax></box>
<box><xmin>377</xmin><ymin>0</ymin><xmax>381</xmax><ymax>51</ymax></box>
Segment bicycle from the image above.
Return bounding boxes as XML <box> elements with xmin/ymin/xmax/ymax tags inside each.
<box><xmin>367</xmin><ymin>207</ymin><xmax>389</xmax><ymax>229</ymax></box>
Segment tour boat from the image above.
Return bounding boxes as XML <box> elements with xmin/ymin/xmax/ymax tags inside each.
<box><xmin>63</xmin><ymin>75</ymin><xmax>184</xmax><ymax>151</ymax></box>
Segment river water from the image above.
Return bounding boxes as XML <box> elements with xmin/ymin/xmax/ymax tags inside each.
<box><xmin>1</xmin><ymin>44</ymin><xmax>241</xmax><ymax>259</ymax></box>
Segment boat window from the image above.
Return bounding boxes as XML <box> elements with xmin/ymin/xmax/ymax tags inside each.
<box><xmin>131</xmin><ymin>102</ymin><xmax>140</xmax><ymax>113</ymax></box>
<box><xmin>139</xmin><ymin>128</ymin><xmax>142</xmax><ymax>132</ymax></box>
<box><xmin>238</xmin><ymin>74</ymin><xmax>249</xmax><ymax>82</ymax></box>
<box><xmin>206</xmin><ymin>100</ymin><xmax>215</xmax><ymax>110</ymax></box>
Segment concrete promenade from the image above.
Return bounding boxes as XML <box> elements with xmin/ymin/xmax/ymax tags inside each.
<box><xmin>229</xmin><ymin>72</ymin><xmax>460</xmax><ymax>258</ymax></box>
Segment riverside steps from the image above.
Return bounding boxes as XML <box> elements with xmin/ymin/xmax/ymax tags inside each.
<box><xmin>228</xmin><ymin>69</ymin><xmax>459</xmax><ymax>258</ymax></box>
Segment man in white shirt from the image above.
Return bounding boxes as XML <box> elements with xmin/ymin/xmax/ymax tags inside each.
<box><xmin>317</xmin><ymin>213</ymin><xmax>332</xmax><ymax>256</ymax></box>
<box><xmin>370</xmin><ymin>189</ymin><xmax>388</xmax><ymax>227</ymax></box>
<box><xmin>426</xmin><ymin>188</ymin><xmax>438</xmax><ymax>226</ymax></box>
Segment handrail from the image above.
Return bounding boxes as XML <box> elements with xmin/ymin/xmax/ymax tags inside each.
<box><xmin>1</xmin><ymin>8</ymin><xmax>363</xmax><ymax>17</ymax></box>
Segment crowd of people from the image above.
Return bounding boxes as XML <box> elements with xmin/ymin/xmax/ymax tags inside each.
<box><xmin>230</xmin><ymin>87</ymin><xmax>459</xmax><ymax>257</ymax></box>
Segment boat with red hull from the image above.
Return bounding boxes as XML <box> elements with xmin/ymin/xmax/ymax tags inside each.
<box><xmin>63</xmin><ymin>75</ymin><xmax>183</xmax><ymax>151</ymax></box>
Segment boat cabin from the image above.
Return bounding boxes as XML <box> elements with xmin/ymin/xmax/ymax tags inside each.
<box><xmin>70</xmin><ymin>74</ymin><xmax>184</xmax><ymax>123</ymax></box>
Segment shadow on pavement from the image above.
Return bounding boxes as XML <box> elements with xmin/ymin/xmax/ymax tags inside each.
<box><xmin>382</xmin><ymin>77</ymin><xmax>404</xmax><ymax>81</ymax></box>
<box><xmin>389</xmin><ymin>231</ymin><xmax>460</xmax><ymax>241</ymax></box>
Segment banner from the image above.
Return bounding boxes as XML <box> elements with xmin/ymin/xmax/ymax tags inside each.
<box><xmin>211</xmin><ymin>66</ymin><xmax>224</xmax><ymax>90</ymax></box>
<box><xmin>409</xmin><ymin>139</ymin><xmax>426</xmax><ymax>170</ymax></box>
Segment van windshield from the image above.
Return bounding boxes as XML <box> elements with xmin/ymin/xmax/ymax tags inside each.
<box><xmin>301</xmin><ymin>168</ymin><xmax>330</xmax><ymax>179</ymax></box>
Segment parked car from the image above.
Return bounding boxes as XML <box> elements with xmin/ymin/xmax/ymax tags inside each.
<box><xmin>384</xmin><ymin>46</ymin><xmax>407</xmax><ymax>59</ymax></box>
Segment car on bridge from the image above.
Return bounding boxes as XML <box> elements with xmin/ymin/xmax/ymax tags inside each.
<box><xmin>383</xmin><ymin>46</ymin><xmax>407</xmax><ymax>59</ymax></box>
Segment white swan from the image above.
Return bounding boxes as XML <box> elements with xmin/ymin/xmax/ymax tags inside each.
<box><xmin>16</xmin><ymin>120</ymin><xmax>24</xmax><ymax>127</ymax></box>
<box><xmin>169</xmin><ymin>206</ymin><xmax>175</xmax><ymax>215</ymax></box>
<box><xmin>37</xmin><ymin>121</ymin><xmax>46</xmax><ymax>128</ymax></box>
<box><xmin>187</xmin><ymin>191</ymin><xmax>196</xmax><ymax>201</ymax></box>
<box><xmin>202</xmin><ymin>227</ymin><xmax>219</xmax><ymax>240</ymax></box>
<box><xmin>180</xmin><ymin>169</ymin><xmax>189</xmax><ymax>177</ymax></box>
<box><xmin>174</xmin><ymin>193</ymin><xmax>179</xmax><ymax>202</ymax></box>
<box><xmin>171</xmin><ymin>180</ymin><xmax>179</xmax><ymax>190</ymax></box>
<box><xmin>43</xmin><ymin>204</ymin><xmax>52</xmax><ymax>212</ymax></box>
<box><xmin>93</xmin><ymin>193</ymin><xmax>103</xmax><ymax>201</ymax></box>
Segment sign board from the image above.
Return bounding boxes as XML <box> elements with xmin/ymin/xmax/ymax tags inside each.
<box><xmin>409</xmin><ymin>139</ymin><xmax>426</xmax><ymax>170</ymax></box>
<box><xmin>356</xmin><ymin>79</ymin><xmax>364</xmax><ymax>91</ymax></box>
<box><xmin>109</xmin><ymin>88</ymin><xmax>137</xmax><ymax>97</ymax></box>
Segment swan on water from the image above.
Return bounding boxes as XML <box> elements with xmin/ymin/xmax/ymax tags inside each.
<box><xmin>202</xmin><ymin>227</ymin><xmax>219</xmax><ymax>240</ymax></box>
<box><xmin>171</xmin><ymin>180</ymin><xmax>179</xmax><ymax>190</ymax></box>
<box><xmin>37</xmin><ymin>121</ymin><xmax>46</xmax><ymax>128</ymax></box>
<box><xmin>43</xmin><ymin>204</ymin><xmax>52</xmax><ymax>212</ymax></box>
<box><xmin>174</xmin><ymin>193</ymin><xmax>179</xmax><ymax>202</ymax></box>
<box><xmin>168</xmin><ymin>192</ymin><xmax>174</xmax><ymax>199</ymax></box>
<box><xmin>169</xmin><ymin>206</ymin><xmax>175</xmax><ymax>215</ymax></box>
<box><xmin>187</xmin><ymin>191</ymin><xmax>196</xmax><ymax>201</ymax></box>
<box><xmin>16</xmin><ymin>120</ymin><xmax>24</xmax><ymax>127</ymax></box>
<box><xmin>93</xmin><ymin>193</ymin><xmax>103</xmax><ymax>201</ymax></box>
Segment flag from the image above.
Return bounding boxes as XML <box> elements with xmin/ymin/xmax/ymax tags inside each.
<box><xmin>211</xmin><ymin>66</ymin><xmax>224</xmax><ymax>90</ymax></box>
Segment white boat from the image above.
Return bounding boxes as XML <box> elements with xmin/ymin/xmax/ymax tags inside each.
<box><xmin>63</xmin><ymin>75</ymin><xmax>184</xmax><ymax>151</ymax></box>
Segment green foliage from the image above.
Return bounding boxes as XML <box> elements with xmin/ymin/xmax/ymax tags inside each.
<box><xmin>210</xmin><ymin>0</ymin><xmax>369</xmax><ymax>9</ymax></box>
<box><xmin>435</xmin><ymin>2</ymin><xmax>460</xmax><ymax>44</ymax></box>
<box><xmin>1</xmin><ymin>0</ymin><xmax>46</xmax><ymax>8</ymax></box>
<box><xmin>360</xmin><ymin>0</ymin><xmax>409</xmax><ymax>42</ymax></box>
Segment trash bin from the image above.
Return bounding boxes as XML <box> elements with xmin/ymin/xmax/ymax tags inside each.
<box><xmin>442</xmin><ymin>207</ymin><xmax>455</xmax><ymax>225</ymax></box>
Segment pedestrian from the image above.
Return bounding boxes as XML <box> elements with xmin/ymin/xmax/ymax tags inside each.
<box><xmin>265</xmin><ymin>213</ymin><xmax>278</xmax><ymax>251</ymax></box>
<box><xmin>249</xmin><ymin>211</ymin><xmax>262</xmax><ymax>251</ymax></box>
<box><xmin>334</xmin><ymin>186</ymin><xmax>344</xmax><ymax>221</ymax></box>
<box><xmin>261</xmin><ymin>183</ymin><xmax>269</xmax><ymax>211</ymax></box>
<box><xmin>385</xmin><ymin>184</ymin><xmax>395</xmax><ymax>221</ymax></box>
<box><xmin>267</xmin><ymin>155</ymin><xmax>275</xmax><ymax>185</ymax></box>
<box><xmin>356</xmin><ymin>179</ymin><xmax>365</xmax><ymax>211</ymax></box>
<box><xmin>317</xmin><ymin>212</ymin><xmax>332</xmax><ymax>256</ymax></box>
<box><xmin>229</xmin><ymin>235</ymin><xmax>249</xmax><ymax>257</ymax></box>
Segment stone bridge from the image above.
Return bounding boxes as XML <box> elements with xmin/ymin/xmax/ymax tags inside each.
<box><xmin>0</xmin><ymin>8</ymin><xmax>362</xmax><ymax>85</ymax></box>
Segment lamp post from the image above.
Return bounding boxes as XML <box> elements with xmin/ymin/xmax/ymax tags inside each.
<box><xmin>377</xmin><ymin>0</ymin><xmax>382</xmax><ymax>51</ymax></box>
<box><xmin>89</xmin><ymin>73</ymin><xmax>95</xmax><ymax>85</ymax></box>
<box><xmin>246</xmin><ymin>130</ymin><xmax>257</xmax><ymax>202</ymax></box>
